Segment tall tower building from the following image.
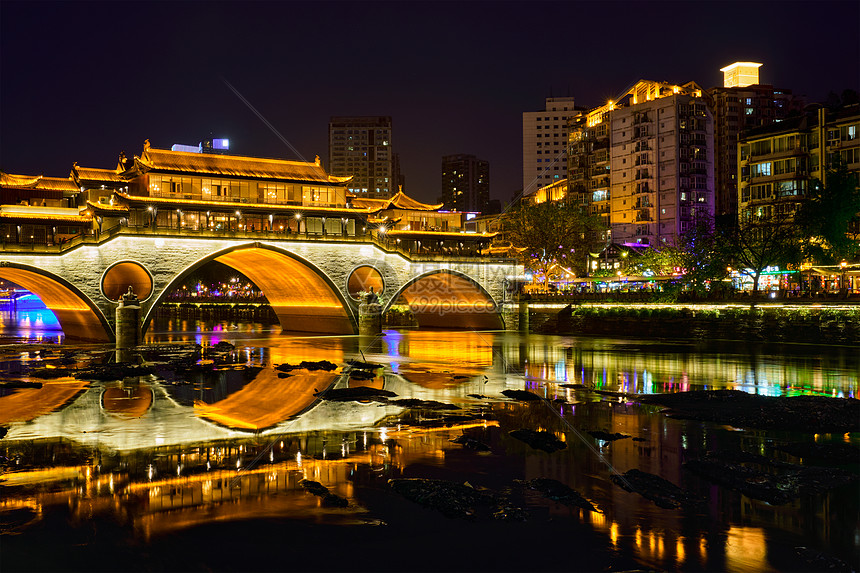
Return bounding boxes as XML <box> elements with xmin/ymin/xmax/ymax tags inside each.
<box><xmin>328</xmin><ymin>116</ymin><xmax>397</xmax><ymax>199</ymax></box>
<box><xmin>440</xmin><ymin>154</ymin><xmax>489</xmax><ymax>212</ymax></box>
<box><xmin>567</xmin><ymin>80</ymin><xmax>714</xmax><ymax>247</ymax></box>
<box><xmin>522</xmin><ymin>97</ymin><xmax>577</xmax><ymax>195</ymax></box>
<box><xmin>609</xmin><ymin>82</ymin><xmax>714</xmax><ymax>246</ymax></box>
<box><xmin>706</xmin><ymin>63</ymin><xmax>804</xmax><ymax>219</ymax></box>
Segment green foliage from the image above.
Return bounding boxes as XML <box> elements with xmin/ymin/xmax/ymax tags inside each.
<box><xmin>503</xmin><ymin>199</ymin><xmax>606</xmax><ymax>283</ymax></box>
<box><xmin>795</xmin><ymin>157</ymin><xmax>860</xmax><ymax>263</ymax></box>
<box><xmin>722</xmin><ymin>209</ymin><xmax>802</xmax><ymax>293</ymax></box>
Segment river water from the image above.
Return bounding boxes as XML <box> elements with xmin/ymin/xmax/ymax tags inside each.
<box><xmin>1</xmin><ymin>311</ymin><xmax>858</xmax><ymax>571</ymax></box>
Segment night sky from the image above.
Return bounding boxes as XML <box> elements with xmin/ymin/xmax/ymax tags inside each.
<box><xmin>1</xmin><ymin>1</ymin><xmax>858</xmax><ymax>203</ymax></box>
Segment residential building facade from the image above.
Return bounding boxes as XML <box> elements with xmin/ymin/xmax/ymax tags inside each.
<box><xmin>738</xmin><ymin>104</ymin><xmax>860</xmax><ymax>224</ymax></box>
<box><xmin>706</xmin><ymin>62</ymin><xmax>804</xmax><ymax>219</ymax></box>
<box><xmin>522</xmin><ymin>97</ymin><xmax>578</xmax><ymax>195</ymax></box>
<box><xmin>565</xmin><ymin>80</ymin><xmax>715</xmax><ymax>247</ymax></box>
<box><xmin>440</xmin><ymin>154</ymin><xmax>489</xmax><ymax>212</ymax></box>
<box><xmin>328</xmin><ymin>116</ymin><xmax>400</xmax><ymax>199</ymax></box>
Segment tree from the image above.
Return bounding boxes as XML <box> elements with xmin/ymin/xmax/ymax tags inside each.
<box><xmin>624</xmin><ymin>214</ymin><xmax>728</xmax><ymax>297</ymax></box>
<box><xmin>795</xmin><ymin>156</ymin><xmax>860</xmax><ymax>264</ymax></box>
<box><xmin>674</xmin><ymin>214</ymin><xmax>729</xmax><ymax>295</ymax></box>
<box><xmin>723</xmin><ymin>210</ymin><xmax>801</xmax><ymax>293</ymax></box>
<box><xmin>502</xmin><ymin>199</ymin><xmax>605</xmax><ymax>288</ymax></box>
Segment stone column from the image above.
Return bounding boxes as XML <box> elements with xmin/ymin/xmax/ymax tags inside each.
<box><xmin>116</xmin><ymin>286</ymin><xmax>142</xmax><ymax>350</ymax></box>
<box><xmin>358</xmin><ymin>290</ymin><xmax>382</xmax><ymax>335</ymax></box>
<box><xmin>502</xmin><ymin>301</ymin><xmax>529</xmax><ymax>331</ymax></box>
<box><xmin>358</xmin><ymin>301</ymin><xmax>382</xmax><ymax>335</ymax></box>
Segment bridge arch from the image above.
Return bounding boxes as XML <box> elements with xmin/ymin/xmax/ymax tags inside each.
<box><xmin>142</xmin><ymin>242</ymin><xmax>357</xmax><ymax>335</ymax></box>
<box><xmin>385</xmin><ymin>269</ymin><xmax>504</xmax><ymax>330</ymax></box>
<box><xmin>0</xmin><ymin>262</ymin><xmax>113</xmax><ymax>341</ymax></box>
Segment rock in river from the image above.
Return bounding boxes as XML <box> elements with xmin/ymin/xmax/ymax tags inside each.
<box><xmin>509</xmin><ymin>429</ymin><xmax>567</xmax><ymax>453</ymax></box>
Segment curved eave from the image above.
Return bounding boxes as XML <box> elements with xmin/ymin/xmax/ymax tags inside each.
<box><xmin>86</xmin><ymin>200</ymin><xmax>129</xmax><ymax>215</ymax></box>
<box><xmin>113</xmin><ymin>191</ymin><xmax>374</xmax><ymax>215</ymax></box>
<box><xmin>136</xmin><ymin>148</ymin><xmax>345</xmax><ymax>186</ymax></box>
<box><xmin>0</xmin><ymin>212</ymin><xmax>92</xmax><ymax>224</ymax></box>
<box><xmin>385</xmin><ymin>230</ymin><xmax>498</xmax><ymax>239</ymax></box>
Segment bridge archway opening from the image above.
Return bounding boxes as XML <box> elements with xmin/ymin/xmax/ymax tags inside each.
<box><xmin>389</xmin><ymin>270</ymin><xmax>504</xmax><ymax>330</ymax></box>
<box><xmin>0</xmin><ymin>265</ymin><xmax>113</xmax><ymax>342</ymax></box>
<box><xmin>146</xmin><ymin>244</ymin><xmax>356</xmax><ymax>336</ymax></box>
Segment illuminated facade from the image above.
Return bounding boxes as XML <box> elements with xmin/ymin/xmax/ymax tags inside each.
<box><xmin>610</xmin><ymin>82</ymin><xmax>714</xmax><ymax>246</ymax></box>
<box><xmin>0</xmin><ymin>174</ymin><xmax>90</xmax><ymax>244</ymax></box>
<box><xmin>565</xmin><ymin>80</ymin><xmax>714</xmax><ymax>247</ymax></box>
<box><xmin>440</xmin><ymin>154</ymin><xmax>489</xmax><ymax>212</ymax></box>
<box><xmin>524</xmin><ymin>177</ymin><xmax>569</xmax><ymax>205</ymax></box>
<box><xmin>719</xmin><ymin>62</ymin><xmax>762</xmax><ymax>89</ymax></box>
<box><xmin>1</xmin><ymin>141</ymin><xmax>495</xmax><ymax>254</ymax></box>
<box><xmin>568</xmin><ymin>105</ymin><xmax>610</xmax><ymax>228</ymax></box>
<box><xmin>522</xmin><ymin>97</ymin><xmax>578</xmax><ymax>194</ymax></box>
<box><xmin>738</xmin><ymin>104</ymin><xmax>860</xmax><ymax>224</ymax></box>
<box><xmin>706</xmin><ymin>63</ymin><xmax>803</xmax><ymax>218</ymax></box>
<box><xmin>327</xmin><ymin>116</ymin><xmax>402</xmax><ymax>199</ymax></box>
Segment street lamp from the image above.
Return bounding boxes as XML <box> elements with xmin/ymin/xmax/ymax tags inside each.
<box><xmin>841</xmin><ymin>260</ymin><xmax>848</xmax><ymax>295</ymax></box>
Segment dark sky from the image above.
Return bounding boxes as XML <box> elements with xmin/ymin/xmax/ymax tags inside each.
<box><xmin>1</xmin><ymin>1</ymin><xmax>858</xmax><ymax>204</ymax></box>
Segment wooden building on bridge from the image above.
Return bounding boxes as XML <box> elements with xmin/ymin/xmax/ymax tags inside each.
<box><xmin>1</xmin><ymin>141</ymin><xmax>497</xmax><ymax>253</ymax></box>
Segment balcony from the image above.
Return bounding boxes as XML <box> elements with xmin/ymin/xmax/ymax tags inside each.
<box><xmin>635</xmin><ymin>209</ymin><xmax>652</xmax><ymax>222</ymax></box>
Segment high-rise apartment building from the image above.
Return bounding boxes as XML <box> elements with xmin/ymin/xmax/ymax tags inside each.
<box><xmin>522</xmin><ymin>97</ymin><xmax>578</xmax><ymax>195</ymax></box>
<box><xmin>328</xmin><ymin>116</ymin><xmax>400</xmax><ymax>199</ymax></box>
<box><xmin>738</xmin><ymin>104</ymin><xmax>860</xmax><ymax>225</ymax></box>
<box><xmin>440</xmin><ymin>154</ymin><xmax>489</xmax><ymax>212</ymax></box>
<box><xmin>566</xmin><ymin>80</ymin><xmax>714</xmax><ymax>247</ymax></box>
<box><xmin>706</xmin><ymin>62</ymin><xmax>804</xmax><ymax>219</ymax></box>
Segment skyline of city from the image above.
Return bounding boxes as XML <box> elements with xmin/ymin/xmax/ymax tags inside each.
<box><xmin>1</xmin><ymin>2</ymin><xmax>858</xmax><ymax>204</ymax></box>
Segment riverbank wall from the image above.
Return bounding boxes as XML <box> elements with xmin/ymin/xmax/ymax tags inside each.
<box><xmin>531</xmin><ymin>304</ymin><xmax>860</xmax><ymax>345</ymax></box>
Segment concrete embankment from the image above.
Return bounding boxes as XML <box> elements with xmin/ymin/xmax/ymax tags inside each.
<box><xmin>529</xmin><ymin>303</ymin><xmax>860</xmax><ymax>345</ymax></box>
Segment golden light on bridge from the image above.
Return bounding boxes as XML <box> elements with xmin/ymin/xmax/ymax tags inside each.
<box><xmin>214</xmin><ymin>248</ymin><xmax>354</xmax><ymax>334</ymax></box>
<box><xmin>0</xmin><ymin>267</ymin><xmax>110</xmax><ymax>341</ymax></box>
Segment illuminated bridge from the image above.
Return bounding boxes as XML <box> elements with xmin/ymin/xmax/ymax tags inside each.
<box><xmin>0</xmin><ymin>228</ymin><xmax>521</xmax><ymax>341</ymax></box>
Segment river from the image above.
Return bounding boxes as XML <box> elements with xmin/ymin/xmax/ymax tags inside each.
<box><xmin>1</xmin><ymin>311</ymin><xmax>858</xmax><ymax>571</ymax></box>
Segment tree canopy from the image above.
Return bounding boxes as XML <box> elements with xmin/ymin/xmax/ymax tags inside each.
<box><xmin>795</xmin><ymin>157</ymin><xmax>860</xmax><ymax>264</ymax></box>
<box><xmin>502</xmin><ymin>199</ymin><xmax>606</xmax><ymax>285</ymax></box>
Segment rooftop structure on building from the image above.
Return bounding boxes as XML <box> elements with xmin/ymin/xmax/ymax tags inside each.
<box><xmin>440</xmin><ymin>154</ymin><xmax>490</xmax><ymax>213</ymax></box>
<box><xmin>706</xmin><ymin>62</ymin><xmax>805</xmax><ymax>219</ymax></box>
<box><xmin>522</xmin><ymin>97</ymin><xmax>580</xmax><ymax>195</ymax></box>
<box><xmin>720</xmin><ymin>62</ymin><xmax>763</xmax><ymax>88</ymax></box>
<box><xmin>328</xmin><ymin>116</ymin><xmax>402</xmax><ymax>199</ymax></box>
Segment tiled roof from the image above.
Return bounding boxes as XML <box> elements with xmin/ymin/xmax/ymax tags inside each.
<box><xmin>137</xmin><ymin>147</ymin><xmax>352</xmax><ymax>184</ymax></box>
<box><xmin>86</xmin><ymin>200</ymin><xmax>129</xmax><ymax>213</ymax></box>
<box><xmin>0</xmin><ymin>173</ymin><xmax>78</xmax><ymax>192</ymax></box>
<box><xmin>72</xmin><ymin>165</ymin><xmax>125</xmax><ymax>183</ymax></box>
<box><xmin>387</xmin><ymin>191</ymin><xmax>444</xmax><ymax>211</ymax></box>
<box><xmin>385</xmin><ymin>230</ymin><xmax>497</xmax><ymax>239</ymax></box>
<box><xmin>350</xmin><ymin>191</ymin><xmax>443</xmax><ymax>211</ymax></box>
<box><xmin>0</xmin><ymin>211</ymin><xmax>92</xmax><ymax>224</ymax></box>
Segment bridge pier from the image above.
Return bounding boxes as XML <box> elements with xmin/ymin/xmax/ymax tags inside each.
<box><xmin>358</xmin><ymin>301</ymin><xmax>382</xmax><ymax>335</ymax></box>
<box><xmin>502</xmin><ymin>301</ymin><xmax>529</xmax><ymax>332</ymax></box>
<box><xmin>116</xmin><ymin>287</ymin><xmax>142</xmax><ymax>351</ymax></box>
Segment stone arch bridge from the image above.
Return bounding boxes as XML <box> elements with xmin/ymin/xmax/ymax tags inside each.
<box><xmin>0</xmin><ymin>231</ymin><xmax>521</xmax><ymax>341</ymax></box>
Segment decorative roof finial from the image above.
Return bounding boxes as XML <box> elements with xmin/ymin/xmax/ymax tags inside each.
<box><xmin>315</xmin><ymin>155</ymin><xmax>321</xmax><ymax>166</ymax></box>
<box><xmin>143</xmin><ymin>139</ymin><xmax>151</xmax><ymax>151</ymax></box>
